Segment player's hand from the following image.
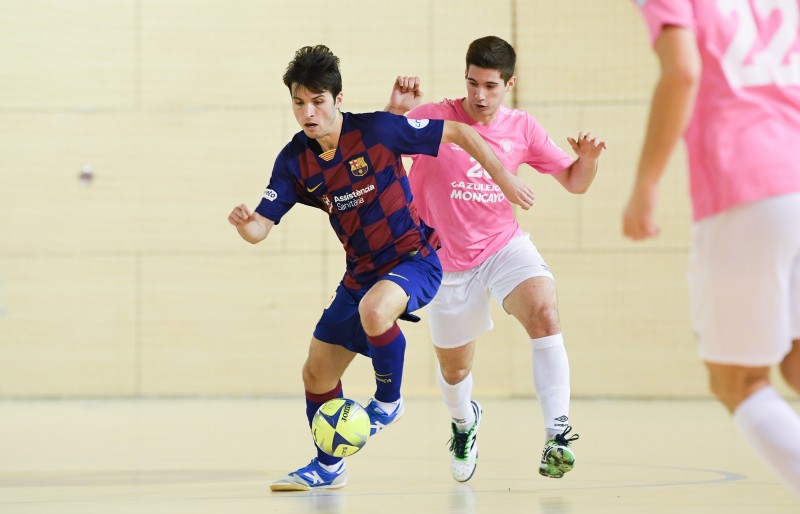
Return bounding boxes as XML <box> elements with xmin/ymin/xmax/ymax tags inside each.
<box><xmin>622</xmin><ymin>185</ymin><xmax>661</xmax><ymax>240</ymax></box>
<box><xmin>495</xmin><ymin>171</ymin><xmax>535</xmax><ymax>210</ymax></box>
<box><xmin>228</xmin><ymin>204</ymin><xmax>256</xmax><ymax>227</ymax></box>
<box><xmin>567</xmin><ymin>132</ymin><xmax>607</xmax><ymax>159</ymax></box>
<box><xmin>386</xmin><ymin>75</ymin><xmax>423</xmax><ymax>114</ymax></box>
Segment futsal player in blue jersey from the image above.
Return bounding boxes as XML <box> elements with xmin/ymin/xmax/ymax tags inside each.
<box><xmin>228</xmin><ymin>45</ymin><xmax>534</xmax><ymax>491</ymax></box>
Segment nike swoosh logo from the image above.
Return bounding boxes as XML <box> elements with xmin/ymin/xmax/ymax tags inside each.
<box><xmin>387</xmin><ymin>272</ymin><xmax>409</xmax><ymax>281</ymax></box>
<box><xmin>307</xmin><ymin>183</ymin><xmax>322</xmax><ymax>192</ymax></box>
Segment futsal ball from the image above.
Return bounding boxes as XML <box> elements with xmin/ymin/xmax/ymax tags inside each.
<box><xmin>311</xmin><ymin>398</ymin><xmax>371</xmax><ymax>457</ymax></box>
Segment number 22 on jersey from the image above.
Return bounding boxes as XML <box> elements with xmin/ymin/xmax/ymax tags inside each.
<box><xmin>718</xmin><ymin>0</ymin><xmax>800</xmax><ymax>87</ymax></box>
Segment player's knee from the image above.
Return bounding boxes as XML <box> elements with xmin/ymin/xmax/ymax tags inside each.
<box><xmin>440</xmin><ymin>364</ymin><xmax>470</xmax><ymax>385</ymax></box>
<box><xmin>302</xmin><ymin>360</ymin><xmax>332</xmax><ymax>390</ymax></box>
<box><xmin>779</xmin><ymin>356</ymin><xmax>800</xmax><ymax>394</ymax></box>
<box><xmin>301</xmin><ymin>362</ymin><xmax>318</xmax><ymax>389</ymax></box>
<box><xmin>358</xmin><ymin>299</ymin><xmax>392</xmax><ymax>336</ymax></box>
<box><xmin>522</xmin><ymin>303</ymin><xmax>560</xmax><ymax>335</ymax></box>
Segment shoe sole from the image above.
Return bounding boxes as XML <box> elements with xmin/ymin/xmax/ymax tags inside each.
<box><xmin>539</xmin><ymin>451</ymin><xmax>575</xmax><ymax>479</ymax></box>
<box><xmin>453</xmin><ymin>450</ymin><xmax>479</xmax><ymax>482</ymax></box>
<box><xmin>270</xmin><ymin>479</ymin><xmax>347</xmax><ymax>492</ymax></box>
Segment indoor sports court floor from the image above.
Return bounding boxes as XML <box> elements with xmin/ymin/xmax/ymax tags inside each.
<box><xmin>1</xmin><ymin>397</ymin><xmax>797</xmax><ymax>513</ymax></box>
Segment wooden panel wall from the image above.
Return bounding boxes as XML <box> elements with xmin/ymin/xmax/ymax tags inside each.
<box><xmin>3</xmin><ymin>1</ymin><xmax>787</xmax><ymax>399</ymax></box>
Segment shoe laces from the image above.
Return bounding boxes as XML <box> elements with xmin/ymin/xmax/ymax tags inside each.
<box><xmin>448</xmin><ymin>425</ymin><xmax>471</xmax><ymax>459</ymax></box>
<box><xmin>553</xmin><ymin>426</ymin><xmax>579</xmax><ymax>447</ymax></box>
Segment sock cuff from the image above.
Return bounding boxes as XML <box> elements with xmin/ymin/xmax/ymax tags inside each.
<box><xmin>532</xmin><ymin>333</ymin><xmax>564</xmax><ymax>350</ymax></box>
<box><xmin>733</xmin><ymin>385</ymin><xmax>779</xmax><ymax>420</ymax></box>
<box><xmin>305</xmin><ymin>380</ymin><xmax>342</xmax><ymax>403</ymax></box>
<box><xmin>367</xmin><ymin>322</ymin><xmax>401</xmax><ymax>347</ymax></box>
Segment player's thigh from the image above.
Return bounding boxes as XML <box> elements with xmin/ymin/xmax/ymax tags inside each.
<box><xmin>483</xmin><ymin>236</ymin><xmax>557</xmax><ymax>328</ymax></box>
<box><xmin>359</xmin><ymin>279</ymin><xmax>409</xmax><ymax>335</ymax></box>
<box><xmin>313</xmin><ymin>283</ymin><xmax>370</xmax><ymax>356</ymax></box>
<box><xmin>792</xmin><ymin>244</ymin><xmax>800</xmax><ymax>343</ymax></box>
<box><xmin>502</xmin><ymin>276</ymin><xmax>560</xmax><ymax>338</ymax></box>
<box><xmin>428</xmin><ymin>268</ymin><xmax>492</xmax><ymax>349</ymax></box>
<box><xmin>378</xmin><ymin>250</ymin><xmax>443</xmax><ymax>315</ymax></box>
<box><xmin>690</xmin><ymin>194</ymin><xmax>800</xmax><ymax>366</ymax></box>
<box><xmin>486</xmin><ymin>236</ymin><xmax>554</xmax><ymax>307</ymax></box>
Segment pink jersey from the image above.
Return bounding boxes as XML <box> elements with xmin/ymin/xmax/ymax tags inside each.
<box><xmin>407</xmin><ymin>99</ymin><xmax>574</xmax><ymax>271</ymax></box>
<box><xmin>637</xmin><ymin>0</ymin><xmax>800</xmax><ymax>220</ymax></box>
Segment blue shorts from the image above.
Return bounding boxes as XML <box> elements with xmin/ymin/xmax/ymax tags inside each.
<box><xmin>312</xmin><ymin>251</ymin><xmax>442</xmax><ymax>357</ymax></box>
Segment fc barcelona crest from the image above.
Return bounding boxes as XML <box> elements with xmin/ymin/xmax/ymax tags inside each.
<box><xmin>348</xmin><ymin>156</ymin><xmax>369</xmax><ymax>177</ymax></box>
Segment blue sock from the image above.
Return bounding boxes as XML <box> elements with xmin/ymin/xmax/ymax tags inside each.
<box><xmin>367</xmin><ymin>323</ymin><xmax>405</xmax><ymax>403</ymax></box>
<box><xmin>305</xmin><ymin>381</ymin><xmax>343</xmax><ymax>466</ymax></box>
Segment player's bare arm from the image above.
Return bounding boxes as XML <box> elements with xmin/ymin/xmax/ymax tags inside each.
<box><xmin>385</xmin><ymin>75</ymin><xmax>423</xmax><ymax>115</ymax></box>
<box><xmin>553</xmin><ymin>131</ymin><xmax>608</xmax><ymax>194</ymax></box>
<box><xmin>442</xmin><ymin>120</ymin><xmax>535</xmax><ymax>210</ymax></box>
<box><xmin>228</xmin><ymin>204</ymin><xmax>274</xmax><ymax>244</ymax></box>
<box><xmin>623</xmin><ymin>26</ymin><xmax>700</xmax><ymax>241</ymax></box>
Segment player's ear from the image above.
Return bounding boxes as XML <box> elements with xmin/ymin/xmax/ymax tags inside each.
<box><xmin>334</xmin><ymin>91</ymin><xmax>343</xmax><ymax>108</ymax></box>
<box><xmin>505</xmin><ymin>76</ymin><xmax>517</xmax><ymax>92</ymax></box>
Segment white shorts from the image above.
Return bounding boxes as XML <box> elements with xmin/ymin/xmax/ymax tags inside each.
<box><xmin>428</xmin><ymin>235</ymin><xmax>554</xmax><ymax>349</ymax></box>
<box><xmin>689</xmin><ymin>193</ymin><xmax>800</xmax><ymax>366</ymax></box>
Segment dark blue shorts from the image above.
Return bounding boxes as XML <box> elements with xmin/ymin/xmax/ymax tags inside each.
<box><xmin>312</xmin><ymin>250</ymin><xmax>442</xmax><ymax>357</ymax></box>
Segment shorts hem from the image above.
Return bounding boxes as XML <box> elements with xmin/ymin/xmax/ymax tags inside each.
<box><xmin>431</xmin><ymin>325</ymin><xmax>492</xmax><ymax>350</ymax></box>
<box><xmin>699</xmin><ymin>352</ymin><xmax>788</xmax><ymax>368</ymax></box>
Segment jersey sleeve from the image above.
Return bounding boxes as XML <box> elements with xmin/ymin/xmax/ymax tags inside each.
<box><xmin>254</xmin><ymin>150</ymin><xmax>298</xmax><ymax>225</ymax></box>
<box><xmin>372</xmin><ymin>111</ymin><xmax>444</xmax><ymax>157</ymax></box>
<box><xmin>523</xmin><ymin>115</ymin><xmax>575</xmax><ymax>174</ymax></box>
<box><xmin>406</xmin><ymin>102</ymin><xmax>445</xmax><ymax>121</ymax></box>
<box><xmin>636</xmin><ymin>0</ymin><xmax>696</xmax><ymax>46</ymax></box>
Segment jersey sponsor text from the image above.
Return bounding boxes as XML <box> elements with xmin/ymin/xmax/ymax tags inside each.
<box><xmin>450</xmin><ymin>181</ymin><xmax>505</xmax><ymax>203</ymax></box>
<box><xmin>334</xmin><ymin>183</ymin><xmax>376</xmax><ymax>211</ymax></box>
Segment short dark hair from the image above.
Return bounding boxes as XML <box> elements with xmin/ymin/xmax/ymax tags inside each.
<box><xmin>282</xmin><ymin>45</ymin><xmax>342</xmax><ymax>98</ymax></box>
<box><xmin>465</xmin><ymin>36</ymin><xmax>516</xmax><ymax>84</ymax></box>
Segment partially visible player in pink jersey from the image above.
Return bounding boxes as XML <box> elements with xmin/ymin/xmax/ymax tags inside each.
<box><xmin>386</xmin><ymin>36</ymin><xmax>607</xmax><ymax>482</ymax></box>
<box><xmin>624</xmin><ymin>0</ymin><xmax>800</xmax><ymax>495</ymax></box>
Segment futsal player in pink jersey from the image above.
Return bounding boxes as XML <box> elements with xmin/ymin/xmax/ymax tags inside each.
<box><xmin>624</xmin><ymin>0</ymin><xmax>800</xmax><ymax>495</ymax></box>
<box><xmin>387</xmin><ymin>36</ymin><xmax>607</xmax><ymax>481</ymax></box>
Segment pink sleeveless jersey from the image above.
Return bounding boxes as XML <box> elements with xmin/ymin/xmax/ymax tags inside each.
<box><xmin>638</xmin><ymin>0</ymin><xmax>800</xmax><ymax>220</ymax></box>
<box><xmin>407</xmin><ymin>99</ymin><xmax>574</xmax><ymax>272</ymax></box>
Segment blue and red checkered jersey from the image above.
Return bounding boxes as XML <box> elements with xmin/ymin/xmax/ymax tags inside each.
<box><xmin>255</xmin><ymin>111</ymin><xmax>445</xmax><ymax>289</ymax></box>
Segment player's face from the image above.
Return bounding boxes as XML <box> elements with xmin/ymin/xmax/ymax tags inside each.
<box><xmin>291</xmin><ymin>85</ymin><xmax>343</xmax><ymax>143</ymax></box>
<box><xmin>463</xmin><ymin>65</ymin><xmax>516</xmax><ymax>122</ymax></box>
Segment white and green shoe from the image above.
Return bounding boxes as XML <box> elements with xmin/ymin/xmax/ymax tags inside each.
<box><xmin>539</xmin><ymin>426</ymin><xmax>579</xmax><ymax>479</ymax></box>
<box><xmin>448</xmin><ymin>401</ymin><xmax>482</xmax><ymax>482</ymax></box>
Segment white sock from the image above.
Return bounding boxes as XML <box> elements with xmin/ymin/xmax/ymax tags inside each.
<box><xmin>437</xmin><ymin>366</ymin><xmax>476</xmax><ymax>432</ymax></box>
<box><xmin>373</xmin><ymin>397</ymin><xmax>402</xmax><ymax>415</ymax></box>
<box><xmin>532</xmin><ymin>334</ymin><xmax>571</xmax><ymax>441</ymax></box>
<box><xmin>319</xmin><ymin>460</ymin><xmax>344</xmax><ymax>473</ymax></box>
<box><xmin>733</xmin><ymin>386</ymin><xmax>800</xmax><ymax>495</ymax></box>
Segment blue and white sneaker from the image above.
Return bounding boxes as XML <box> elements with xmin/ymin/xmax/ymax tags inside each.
<box><xmin>365</xmin><ymin>397</ymin><xmax>405</xmax><ymax>436</ymax></box>
<box><xmin>539</xmin><ymin>426</ymin><xmax>579</xmax><ymax>479</ymax></box>
<box><xmin>270</xmin><ymin>458</ymin><xmax>346</xmax><ymax>491</ymax></box>
<box><xmin>449</xmin><ymin>400</ymin><xmax>482</xmax><ymax>482</ymax></box>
